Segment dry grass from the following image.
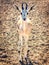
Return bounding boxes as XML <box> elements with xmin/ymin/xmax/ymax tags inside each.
<box><xmin>0</xmin><ymin>0</ymin><xmax>49</xmax><ymax>65</ymax></box>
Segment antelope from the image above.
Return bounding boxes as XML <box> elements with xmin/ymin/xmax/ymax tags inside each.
<box><xmin>15</xmin><ymin>2</ymin><xmax>35</xmax><ymax>64</ymax></box>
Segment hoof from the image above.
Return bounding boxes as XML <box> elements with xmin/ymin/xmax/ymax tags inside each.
<box><xmin>25</xmin><ymin>57</ymin><xmax>29</xmax><ymax>65</ymax></box>
<box><xmin>29</xmin><ymin>61</ymin><xmax>33</xmax><ymax>65</ymax></box>
<box><xmin>19</xmin><ymin>60</ymin><xmax>25</xmax><ymax>65</ymax></box>
<box><xmin>25</xmin><ymin>57</ymin><xmax>33</xmax><ymax>65</ymax></box>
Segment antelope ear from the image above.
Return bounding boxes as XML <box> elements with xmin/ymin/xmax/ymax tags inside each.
<box><xmin>30</xmin><ymin>6</ymin><xmax>34</xmax><ymax>10</ymax></box>
<box><xmin>28</xmin><ymin>4</ymin><xmax>36</xmax><ymax>12</ymax></box>
<box><xmin>15</xmin><ymin>5</ymin><xmax>19</xmax><ymax>10</ymax></box>
<box><xmin>15</xmin><ymin>5</ymin><xmax>21</xmax><ymax>12</ymax></box>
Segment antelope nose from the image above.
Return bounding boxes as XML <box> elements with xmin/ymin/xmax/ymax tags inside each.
<box><xmin>23</xmin><ymin>18</ymin><xmax>26</xmax><ymax>21</ymax></box>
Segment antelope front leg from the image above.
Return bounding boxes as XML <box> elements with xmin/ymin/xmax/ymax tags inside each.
<box><xmin>24</xmin><ymin>35</ymin><xmax>29</xmax><ymax>59</ymax></box>
<box><xmin>24</xmin><ymin>42</ymin><xmax>28</xmax><ymax>59</ymax></box>
<box><xmin>18</xmin><ymin>35</ymin><xmax>23</xmax><ymax>61</ymax></box>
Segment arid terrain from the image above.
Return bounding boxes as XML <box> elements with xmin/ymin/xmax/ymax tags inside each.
<box><xmin>0</xmin><ymin>0</ymin><xmax>49</xmax><ymax>65</ymax></box>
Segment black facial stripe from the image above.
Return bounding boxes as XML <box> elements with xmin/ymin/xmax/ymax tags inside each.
<box><xmin>22</xmin><ymin>2</ymin><xmax>28</xmax><ymax>10</ymax></box>
<box><xmin>22</xmin><ymin>3</ymin><xmax>23</xmax><ymax>10</ymax></box>
<box><xmin>26</xmin><ymin>3</ymin><xmax>28</xmax><ymax>10</ymax></box>
<box><xmin>22</xmin><ymin>6</ymin><xmax>24</xmax><ymax>10</ymax></box>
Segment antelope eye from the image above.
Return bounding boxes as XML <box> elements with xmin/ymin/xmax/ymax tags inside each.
<box><xmin>21</xmin><ymin>13</ymin><xmax>22</xmax><ymax>15</ymax></box>
<box><xmin>27</xmin><ymin>13</ymin><xmax>28</xmax><ymax>15</ymax></box>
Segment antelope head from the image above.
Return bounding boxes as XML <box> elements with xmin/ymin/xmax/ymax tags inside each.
<box><xmin>15</xmin><ymin>2</ymin><xmax>35</xmax><ymax>21</ymax></box>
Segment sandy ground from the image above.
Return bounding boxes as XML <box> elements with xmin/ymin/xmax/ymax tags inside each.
<box><xmin>0</xmin><ymin>0</ymin><xmax>49</xmax><ymax>65</ymax></box>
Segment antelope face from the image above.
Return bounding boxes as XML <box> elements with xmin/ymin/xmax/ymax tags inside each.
<box><xmin>21</xmin><ymin>3</ymin><xmax>28</xmax><ymax>21</ymax></box>
<box><xmin>15</xmin><ymin>2</ymin><xmax>35</xmax><ymax>21</ymax></box>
